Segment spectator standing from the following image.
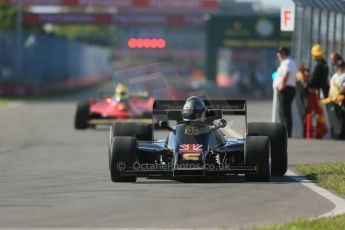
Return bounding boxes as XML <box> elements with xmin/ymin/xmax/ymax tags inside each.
<box><xmin>275</xmin><ymin>47</ymin><xmax>297</xmax><ymax>137</ymax></box>
<box><xmin>329</xmin><ymin>52</ymin><xmax>343</xmax><ymax>73</ymax></box>
<box><xmin>329</xmin><ymin>60</ymin><xmax>345</xmax><ymax>99</ymax></box>
<box><xmin>328</xmin><ymin>60</ymin><xmax>345</xmax><ymax>139</ymax></box>
<box><xmin>295</xmin><ymin>66</ymin><xmax>309</xmax><ymax>114</ymax></box>
<box><xmin>309</xmin><ymin>44</ymin><xmax>329</xmax><ymax>97</ymax></box>
<box><xmin>329</xmin><ymin>52</ymin><xmax>343</xmax><ymax>82</ymax></box>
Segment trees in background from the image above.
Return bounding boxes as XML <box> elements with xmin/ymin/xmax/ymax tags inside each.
<box><xmin>0</xmin><ymin>5</ymin><xmax>117</xmax><ymax>47</ymax></box>
<box><xmin>0</xmin><ymin>5</ymin><xmax>19</xmax><ymax>31</ymax></box>
<box><xmin>49</xmin><ymin>25</ymin><xmax>117</xmax><ymax>47</ymax></box>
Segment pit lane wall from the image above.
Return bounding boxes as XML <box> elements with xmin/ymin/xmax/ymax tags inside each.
<box><xmin>0</xmin><ymin>31</ymin><xmax>112</xmax><ymax>96</ymax></box>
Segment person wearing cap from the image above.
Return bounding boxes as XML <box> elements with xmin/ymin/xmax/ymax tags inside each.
<box><xmin>275</xmin><ymin>47</ymin><xmax>297</xmax><ymax>137</ymax></box>
<box><xmin>310</xmin><ymin>44</ymin><xmax>329</xmax><ymax>97</ymax></box>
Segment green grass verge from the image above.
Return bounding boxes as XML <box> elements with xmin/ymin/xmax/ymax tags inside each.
<box><xmin>0</xmin><ymin>98</ymin><xmax>10</xmax><ymax>106</ymax></box>
<box><xmin>249</xmin><ymin>215</ymin><xmax>345</xmax><ymax>230</ymax></box>
<box><xmin>295</xmin><ymin>162</ymin><xmax>345</xmax><ymax>195</ymax></box>
<box><xmin>248</xmin><ymin>162</ymin><xmax>345</xmax><ymax>230</ymax></box>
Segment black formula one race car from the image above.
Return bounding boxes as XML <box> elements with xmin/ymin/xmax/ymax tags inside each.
<box><xmin>108</xmin><ymin>97</ymin><xmax>288</xmax><ymax>182</ymax></box>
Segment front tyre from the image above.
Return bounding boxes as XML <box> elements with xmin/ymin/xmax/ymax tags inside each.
<box><xmin>245</xmin><ymin>136</ymin><xmax>270</xmax><ymax>182</ymax></box>
<box><xmin>74</xmin><ymin>101</ymin><xmax>90</xmax><ymax>129</ymax></box>
<box><xmin>247</xmin><ymin>122</ymin><xmax>288</xmax><ymax>176</ymax></box>
<box><xmin>111</xmin><ymin>122</ymin><xmax>153</xmax><ymax>141</ymax></box>
<box><xmin>109</xmin><ymin>136</ymin><xmax>137</xmax><ymax>182</ymax></box>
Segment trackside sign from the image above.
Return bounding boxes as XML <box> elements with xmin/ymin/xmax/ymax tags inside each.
<box><xmin>281</xmin><ymin>6</ymin><xmax>295</xmax><ymax>32</ymax></box>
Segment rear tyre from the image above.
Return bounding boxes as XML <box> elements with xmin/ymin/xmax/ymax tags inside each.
<box><xmin>109</xmin><ymin>137</ymin><xmax>137</xmax><ymax>182</ymax></box>
<box><xmin>248</xmin><ymin>122</ymin><xmax>288</xmax><ymax>176</ymax></box>
<box><xmin>245</xmin><ymin>136</ymin><xmax>270</xmax><ymax>182</ymax></box>
<box><xmin>74</xmin><ymin>101</ymin><xmax>90</xmax><ymax>129</ymax></box>
<box><xmin>111</xmin><ymin>122</ymin><xmax>153</xmax><ymax>141</ymax></box>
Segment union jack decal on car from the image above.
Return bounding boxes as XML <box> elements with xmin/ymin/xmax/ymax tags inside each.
<box><xmin>179</xmin><ymin>144</ymin><xmax>203</xmax><ymax>153</ymax></box>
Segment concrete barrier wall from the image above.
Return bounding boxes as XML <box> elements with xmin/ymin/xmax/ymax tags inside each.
<box><xmin>0</xmin><ymin>31</ymin><xmax>112</xmax><ymax>95</ymax></box>
<box><xmin>0</xmin><ymin>31</ymin><xmax>16</xmax><ymax>80</ymax></box>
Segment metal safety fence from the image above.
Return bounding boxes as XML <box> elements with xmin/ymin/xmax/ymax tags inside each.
<box><xmin>292</xmin><ymin>0</ymin><xmax>345</xmax><ymax>68</ymax></box>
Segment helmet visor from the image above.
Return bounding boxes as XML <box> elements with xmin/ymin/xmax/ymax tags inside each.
<box><xmin>182</xmin><ymin>109</ymin><xmax>204</xmax><ymax>121</ymax></box>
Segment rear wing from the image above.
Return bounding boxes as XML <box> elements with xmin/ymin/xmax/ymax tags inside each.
<box><xmin>153</xmin><ymin>100</ymin><xmax>247</xmax><ymax>116</ymax></box>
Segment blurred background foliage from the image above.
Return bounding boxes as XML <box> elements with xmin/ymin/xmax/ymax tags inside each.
<box><xmin>0</xmin><ymin>5</ymin><xmax>19</xmax><ymax>31</ymax></box>
<box><xmin>49</xmin><ymin>25</ymin><xmax>117</xmax><ymax>47</ymax></box>
<box><xmin>0</xmin><ymin>5</ymin><xmax>117</xmax><ymax>46</ymax></box>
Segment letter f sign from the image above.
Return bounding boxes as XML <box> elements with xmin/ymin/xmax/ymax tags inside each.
<box><xmin>281</xmin><ymin>6</ymin><xmax>295</xmax><ymax>31</ymax></box>
<box><xmin>284</xmin><ymin>10</ymin><xmax>291</xmax><ymax>26</ymax></box>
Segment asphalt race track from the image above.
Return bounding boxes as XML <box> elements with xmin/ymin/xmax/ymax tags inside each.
<box><xmin>0</xmin><ymin>89</ymin><xmax>345</xmax><ymax>228</ymax></box>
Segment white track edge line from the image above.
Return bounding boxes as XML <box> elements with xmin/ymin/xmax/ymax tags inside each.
<box><xmin>211</xmin><ymin>128</ymin><xmax>345</xmax><ymax>220</ymax></box>
<box><xmin>287</xmin><ymin>169</ymin><xmax>345</xmax><ymax>219</ymax></box>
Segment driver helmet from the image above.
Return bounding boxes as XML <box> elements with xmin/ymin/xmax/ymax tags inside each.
<box><xmin>182</xmin><ymin>96</ymin><xmax>206</xmax><ymax>122</ymax></box>
<box><xmin>114</xmin><ymin>83</ymin><xmax>129</xmax><ymax>101</ymax></box>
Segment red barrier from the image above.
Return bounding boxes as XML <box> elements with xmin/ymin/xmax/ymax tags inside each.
<box><xmin>304</xmin><ymin>92</ymin><xmax>328</xmax><ymax>139</ymax></box>
<box><xmin>305</xmin><ymin>112</ymin><xmax>319</xmax><ymax>139</ymax></box>
<box><xmin>305</xmin><ymin>114</ymin><xmax>311</xmax><ymax>139</ymax></box>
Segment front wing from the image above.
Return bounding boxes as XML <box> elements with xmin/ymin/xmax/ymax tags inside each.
<box><xmin>118</xmin><ymin>165</ymin><xmax>257</xmax><ymax>177</ymax></box>
<box><xmin>121</xmin><ymin>139</ymin><xmax>256</xmax><ymax>177</ymax></box>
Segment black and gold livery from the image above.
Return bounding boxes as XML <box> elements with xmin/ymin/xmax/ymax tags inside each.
<box><xmin>108</xmin><ymin>97</ymin><xmax>288</xmax><ymax>182</ymax></box>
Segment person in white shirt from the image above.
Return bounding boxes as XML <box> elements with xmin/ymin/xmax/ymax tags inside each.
<box><xmin>329</xmin><ymin>60</ymin><xmax>345</xmax><ymax>100</ymax></box>
<box><xmin>275</xmin><ymin>47</ymin><xmax>297</xmax><ymax>137</ymax></box>
<box><xmin>328</xmin><ymin>60</ymin><xmax>345</xmax><ymax>139</ymax></box>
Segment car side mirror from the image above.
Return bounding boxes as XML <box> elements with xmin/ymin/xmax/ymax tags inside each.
<box><xmin>210</xmin><ymin>119</ymin><xmax>227</xmax><ymax>133</ymax></box>
<box><xmin>159</xmin><ymin>120</ymin><xmax>169</xmax><ymax>128</ymax></box>
<box><xmin>218</xmin><ymin>119</ymin><xmax>227</xmax><ymax>128</ymax></box>
<box><xmin>159</xmin><ymin>121</ymin><xmax>176</xmax><ymax>133</ymax></box>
